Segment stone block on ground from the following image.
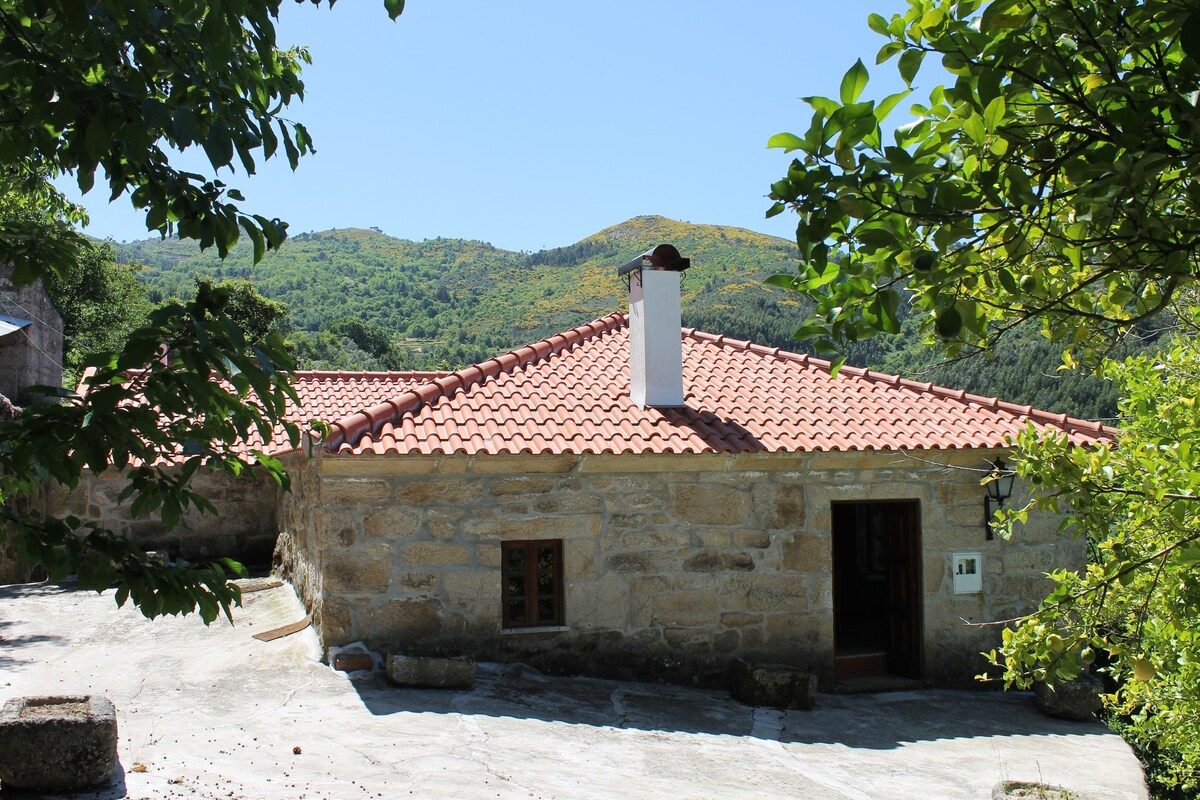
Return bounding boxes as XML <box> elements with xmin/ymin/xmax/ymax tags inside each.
<box><xmin>387</xmin><ymin>654</ymin><xmax>476</xmax><ymax>689</ymax></box>
<box><xmin>0</xmin><ymin>695</ymin><xmax>118</xmax><ymax>791</ymax></box>
<box><xmin>728</xmin><ymin>658</ymin><xmax>816</xmax><ymax>710</ymax></box>
<box><xmin>1033</xmin><ymin>674</ymin><xmax>1103</xmax><ymax>720</ymax></box>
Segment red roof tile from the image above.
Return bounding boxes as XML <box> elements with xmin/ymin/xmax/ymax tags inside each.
<box><xmin>318</xmin><ymin>314</ymin><xmax>1115</xmax><ymax>456</ymax></box>
<box><xmin>72</xmin><ymin>368</ymin><xmax>448</xmax><ymax>463</ymax></box>
<box><xmin>243</xmin><ymin>370</ymin><xmax>447</xmax><ymax>455</ymax></box>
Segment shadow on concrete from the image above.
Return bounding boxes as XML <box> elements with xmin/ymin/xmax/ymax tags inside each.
<box><xmin>0</xmin><ymin>762</ymin><xmax>127</xmax><ymax>799</ymax></box>
<box><xmin>350</xmin><ymin>665</ymin><xmax>1107</xmax><ymax>749</ymax></box>
<box><xmin>0</xmin><ymin>618</ymin><xmax>65</xmax><ymax>670</ymax></box>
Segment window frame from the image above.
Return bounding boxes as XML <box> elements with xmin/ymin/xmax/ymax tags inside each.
<box><xmin>501</xmin><ymin>539</ymin><xmax>565</xmax><ymax>629</ymax></box>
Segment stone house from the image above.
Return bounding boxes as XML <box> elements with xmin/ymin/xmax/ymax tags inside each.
<box><xmin>0</xmin><ymin>266</ymin><xmax>65</xmax><ymax>583</ymax></box>
<box><xmin>267</xmin><ymin>269</ymin><xmax>1113</xmax><ymax>689</ymax></box>
<box><xmin>0</xmin><ymin>265</ymin><xmax>63</xmax><ymax>411</ymax></box>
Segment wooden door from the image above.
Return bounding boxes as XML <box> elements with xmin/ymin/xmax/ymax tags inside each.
<box><xmin>833</xmin><ymin>500</ymin><xmax>924</xmax><ymax>680</ymax></box>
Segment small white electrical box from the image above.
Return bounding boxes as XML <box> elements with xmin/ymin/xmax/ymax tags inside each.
<box><xmin>952</xmin><ymin>552</ymin><xmax>982</xmax><ymax>594</ymax></box>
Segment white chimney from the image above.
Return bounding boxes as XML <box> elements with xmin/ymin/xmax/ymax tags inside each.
<box><xmin>629</xmin><ymin>269</ymin><xmax>684</xmax><ymax>409</ymax></box>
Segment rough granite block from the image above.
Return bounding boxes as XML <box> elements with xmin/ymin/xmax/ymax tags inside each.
<box><xmin>728</xmin><ymin>658</ymin><xmax>817</xmax><ymax>710</ymax></box>
<box><xmin>1034</xmin><ymin>674</ymin><xmax>1103</xmax><ymax>720</ymax></box>
<box><xmin>386</xmin><ymin>654</ymin><xmax>476</xmax><ymax>689</ymax></box>
<box><xmin>0</xmin><ymin>695</ymin><xmax>118</xmax><ymax>790</ymax></box>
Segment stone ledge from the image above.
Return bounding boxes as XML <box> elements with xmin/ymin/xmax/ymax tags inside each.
<box><xmin>0</xmin><ymin>695</ymin><xmax>118</xmax><ymax>791</ymax></box>
<box><xmin>386</xmin><ymin>654</ymin><xmax>476</xmax><ymax>689</ymax></box>
<box><xmin>1034</xmin><ymin>674</ymin><xmax>1103</xmax><ymax>720</ymax></box>
<box><xmin>728</xmin><ymin>659</ymin><xmax>817</xmax><ymax>710</ymax></box>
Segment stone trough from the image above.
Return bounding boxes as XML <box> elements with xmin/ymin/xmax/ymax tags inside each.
<box><xmin>0</xmin><ymin>695</ymin><xmax>118</xmax><ymax>791</ymax></box>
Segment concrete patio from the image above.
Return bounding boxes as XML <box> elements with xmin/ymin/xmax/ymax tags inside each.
<box><xmin>0</xmin><ymin>580</ymin><xmax>1148</xmax><ymax>799</ymax></box>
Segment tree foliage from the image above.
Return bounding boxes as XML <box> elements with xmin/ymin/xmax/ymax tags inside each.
<box><xmin>993</xmin><ymin>311</ymin><xmax>1200</xmax><ymax>793</ymax></box>
<box><xmin>766</xmin><ymin>0</ymin><xmax>1200</xmax><ymax>364</ymax></box>
<box><xmin>42</xmin><ymin>241</ymin><xmax>153</xmax><ymax>388</ymax></box>
<box><xmin>0</xmin><ymin>0</ymin><xmax>402</xmax><ymax>279</ymax></box>
<box><xmin>190</xmin><ymin>276</ymin><xmax>290</xmax><ymax>346</ymax></box>
<box><xmin>1</xmin><ymin>281</ymin><xmax>300</xmax><ymax>623</ymax></box>
<box><xmin>0</xmin><ymin>0</ymin><xmax>404</xmax><ymax>621</ymax></box>
<box><xmin>764</xmin><ymin>0</ymin><xmax>1200</xmax><ymax>792</ymax></box>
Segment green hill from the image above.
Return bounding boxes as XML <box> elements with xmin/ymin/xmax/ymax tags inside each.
<box><xmin>113</xmin><ymin>215</ymin><xmax>1138</xmax><ymax>419</ymax></box>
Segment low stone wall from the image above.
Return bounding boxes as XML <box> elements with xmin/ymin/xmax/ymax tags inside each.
<box><xmin>278</xmin><ymin>448</ymin><xmax>1080</xmax><ymax>688</ymax></box>
<box><xmin>48</xmin><ymin>469</ymin><xmax>280</xmax><ymax>569</ymax></box>
<box><xmin>0</xmin><ymin>525</ymin><xmax>34</xmax><ymax>584</ymax></box>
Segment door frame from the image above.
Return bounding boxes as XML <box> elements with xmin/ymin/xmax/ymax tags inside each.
<box><xmin>831</xmin><ymin>499</ymin><xmax>925</xmax><ymax>679</ymax></box>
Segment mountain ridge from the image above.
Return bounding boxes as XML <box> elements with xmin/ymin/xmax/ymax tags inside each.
<box><xmin>112</xmin><ymin>215</ymin><xmax>1127</xmax><ymax>419</ymax></box>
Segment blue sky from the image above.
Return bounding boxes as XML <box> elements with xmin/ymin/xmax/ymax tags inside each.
<box><xmin>63</xmin><ymin>1</ymin><xmax>916</xmax><ymax>252</ymax></box>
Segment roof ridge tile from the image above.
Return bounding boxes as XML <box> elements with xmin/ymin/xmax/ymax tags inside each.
<box><xmin>319</xmin><ymin>311</ymin><xmax>1117</xmax><ymax>455</ymax></box>
<box><xmin>324</xmin><ymin>316</ymin><xmax>628</xmax><ymax>451</ymax></box>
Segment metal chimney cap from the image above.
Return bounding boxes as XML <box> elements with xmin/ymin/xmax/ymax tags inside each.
<box><xmin>646</xmin><ymin>244</ymin><xmax>689</xmax><ymax>270</ymax></box>
<box><xmin>615</xmin><ymin>244</ymin><xmax>691</xmax><ymax>277</ymax></box>
<box><xmin>617</xmin><ymin>249</ymin><xmax>653</xmax><ymax>277</ymax></box>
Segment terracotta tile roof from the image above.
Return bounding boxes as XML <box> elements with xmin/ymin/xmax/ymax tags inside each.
<box><xmin>75</xmin><ymin>368</ymin><xmax>446</xmax><ymax>462</ymax></box>
<box><xmin>246</xmin><ymin>370</ymin><xmax>448</xmax><ymax>455</ymax></box>
<box><xmin>321</xmin><ymin>314</ymin><xmax>1115</xmax><ymax>456</ymax></box>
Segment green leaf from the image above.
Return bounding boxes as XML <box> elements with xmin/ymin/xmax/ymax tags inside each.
<box><xmin>867</xmin><ymin>12</ymin><xmax>889</xmax><ymax>36</ymax></box>
<box><xmin>876</xmin><ymin>41</ymin><xmax>904</xmax><ymax>64</ymax></box>
<box><xmin>203</xmin><ymin>126</ymin><xmax>235</xmax><ymax>169</ymax></box>
<box><xmin>171</xmin><ymin>108</ymin><xmax>199</xmax><ymax>144</ymax></box>
<box><xmin>766</xmin><ymin>132</ymin><xmax>806</xmax><ymax>152</ymax></box>
<box><xmin>240</xmin><ymin>218</ymin><xmax>266</xmax><ymax>263</ymax></box>
<box><xmin>998</xmin><ymin>269</ymin><xmax>1018</xmax><ymax>293</ymax></box>
<box><xmin>840</xmin><ymin>59</ymin><xmax>869</xmax><ymax>105</ymax></box>
<box><xmin>980</xmin><ymin>0</ymin><xmax>1030</xmax><ymax>31</ymax></box>
<box><xmin>1182</xmin><ymin>10</ymin><xmax>1200</xmax><ymax>63</ymax></box>
<box><xmin>896</xmin><ymin>119</ymin><xmax>931</xmax><ymax>148</ymax></box>
<box><xmin>804</xmin><ymin>263</ymin><xmax>841</xmax><ymax>290</ymax></box>
<box><xmin>279</xmin><ymin>123</ymin><xmax>300</xmax><ymax>169</ymax></box>
<box><xmin>802</xmin><ymin>96</ymin><xmax>840</xmax><ymax>117</ymax></box>
<box><xmin>874</xmin><ymin>289</ymin><xmax>901</xmax><ymax>334</ymax></box>
<box><xmin>962</xmin><ymin>113</ymin><xmax>987</xmax><ymax>144</ymax></box>
<box><xmin>384</xmin><ymin>0</ymin><xmax>405</xmax><ymax>20</ymax></box>
<box><xmin>84</xmin><ymin>118</ymin><xmax>108</xmax><ymax>161</ymax></box>
<box><xmin>875</xmin><ymin>89</ymin><xmax>912</xmax><ymax>122</ymax></box>
<box><xmin>898</xmin><ymin>49</ymin><xmax>925</xmax><ymax>86</ymax></box>
<box><xmin>983</xmin><ymin>96</ymin><xmax>1006</xmax><ymax>131</ymax></box>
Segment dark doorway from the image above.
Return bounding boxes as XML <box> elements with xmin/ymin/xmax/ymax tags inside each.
<box><xmin>832</xmin><ymin>501</ymin><xmax>924</xmax><ymax>685</ymax></box>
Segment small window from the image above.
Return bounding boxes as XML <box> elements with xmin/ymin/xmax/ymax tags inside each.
<box><xmin>502</xmin><ymin>539</ymin><xmax>564</xmax><ymax>628</ymax></box>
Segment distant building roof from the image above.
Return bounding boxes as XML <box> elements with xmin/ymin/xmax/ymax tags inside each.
<box><xmin>314</xmin><ymin>313</ymin><xmax>1114</xmax><ymax>457</ymax></box>
<box><xmin>0</xmin><ymin>313</ymin><xmax>31</xmax><ymax>339</ymax></box>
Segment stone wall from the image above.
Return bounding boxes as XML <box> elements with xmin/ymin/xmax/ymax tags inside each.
<box><xmin>278</xmin><ymin>448</ymin><xmax>1081</xmax><ymax>688</ymax></box>
<box><xmin>0</xmin><ymin>266</ymin><xmax>63</xmax><ymax>406</ymax></box>
<box><xmin>0</xmin><ymin>523</ymin><xmax>35</xmax><ymax>584</ymax></box>
<box><xmin>48</xmin><ymin>469</ymin><xmax>281</xmax><ymax>569</ymax></box>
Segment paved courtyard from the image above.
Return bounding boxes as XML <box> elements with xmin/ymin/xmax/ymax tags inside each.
<box><xmin>0</xmin><ymin>580</ymin><xmax>1147</xmax><ymax>799</ymax></box>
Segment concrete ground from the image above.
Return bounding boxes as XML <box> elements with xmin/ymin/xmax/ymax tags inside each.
<box><xmin>0</xmin><ymin>580</ymin><xmax>1147</xmax><ymax>800</ymax></box>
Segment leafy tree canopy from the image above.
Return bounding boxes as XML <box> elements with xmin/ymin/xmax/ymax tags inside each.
<box><xmin>191</xmin><ymin>276</ymin><xmax>291</xmax><ymax>346</ymax></box>
<box><xmin>0</xmin><ymin>0</ymin><xmax>403</xmax><ymax>623</ymax></box>
<box><xmin>0</xmin><ymin>0</ymin><xmax>405</xmax><ymax>283</ymax></box>
<box><xmin>765</xmin><ymin>0</ymin><xmax>1200</xmax><ymax>792</ymax></box>
<box><xmin>994</xmin><ymin>307</ymin><xmax>1200</xmax><ymax>794</ymax></box>
<box><xmin>766</xmin><ymin>0</ymin><xmax>1200</xmax><ymax>365</ymax></box>
<box><xmin>41</xmin><ymin>241</ymin><xmax>152</xmax><ymax>389</ymax></box>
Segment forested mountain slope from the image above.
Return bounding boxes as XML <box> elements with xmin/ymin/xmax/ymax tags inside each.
<box><xmin>113</xmin><ymin>215</ymin><xmax>1134</xmax><ymax>419</ymax></box>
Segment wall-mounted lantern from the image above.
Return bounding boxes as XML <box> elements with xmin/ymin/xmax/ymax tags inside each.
<box><xmin>984</xmin><ymin>458</ymin><xmax>1016</xmax><ymax>540</ymax></box>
